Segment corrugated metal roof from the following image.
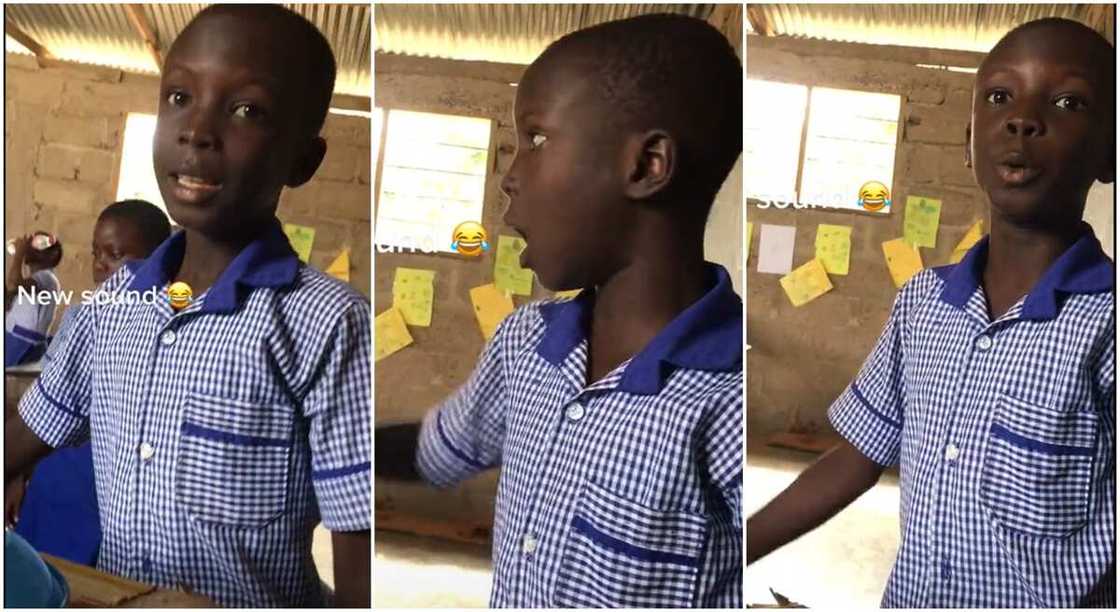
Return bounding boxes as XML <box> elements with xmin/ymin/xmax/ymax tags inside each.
<box><xmin>746</xmin><ymin>4</ymin><xmax>1114</xmax><ymax>51</ymax></box>
<box><xmin>4</xmin><ymin>3</ymin><xmax>370</xmax><ymax>97</ymax></box>
<box><xmin>374</xmin><ymin>3</ymin><xmax>717</xmax><ymax>65</ymax></box>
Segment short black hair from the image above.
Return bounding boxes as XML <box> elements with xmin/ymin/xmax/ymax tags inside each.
<box><xmin>179</xmin><ymin>4</ymin><xmax>337</xmax><ymax>137</ymax></box>
<box><xmin>98</xmin><ymin>199</ymin><xmax>172</xmax><ymax>255</ymax></box>
<box><xmin>542</xmin><ymin>14</ymin><xmax>743</xmax><ymax>204</ymax></box>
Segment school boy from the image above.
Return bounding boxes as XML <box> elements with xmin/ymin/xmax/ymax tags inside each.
<box><xmin>747</xmin><ymin>18</ymin><xmax>1115</xmax><ymax>608</ymax></box>
<box><xmin>377</xmin><ymin>14</ymin><xmax>744</xmax><ymax>608</ymax></box>
<box><xmin>4</xmin><ymin>5</ymin><xmax>370</xmax><ymax>607</ymax></box>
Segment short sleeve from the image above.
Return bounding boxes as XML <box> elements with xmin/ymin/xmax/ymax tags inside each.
<box><xmin>415</xmin><ymin>315</ymin><xmax>511</xmax><ymax>488</ymax></box>
<box><xmin>304</xmin><ymin>301</ymin><xmax>372</xmax><ymax>532</ymax></box>
<box><xmin>828</xmin><ymin>287</ymin><xmax>911</xmax><ymax>467</ymax></box>
<box><xmin>18</xmin><ymin>303</ymin><xmax>94</xmax><ymax>448</ymax></box>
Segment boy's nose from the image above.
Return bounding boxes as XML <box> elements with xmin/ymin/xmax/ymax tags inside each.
<box><xmin>1005</xmin><ymin>116</ymin><xmax>1044</xmax><ymax>138</ymax></box>
<box><xmin>499</xmin><ymin>170</ymin><xmax>518</xmax><ymax>199</ymax></box>
<box><xmin>179</xmin><ymin>112</ymin><xmax>219</xmax><ymax>149</ymax></box>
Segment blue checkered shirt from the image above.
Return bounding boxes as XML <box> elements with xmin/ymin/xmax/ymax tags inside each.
<box><xmin>18</xmin><ymin>221</ymin><xmax>371</xmax><ymax>607</ymax></box>
<box><xmin>829</xmin><ymin>229</ymin><xmax>1115</xmax><ymax>607</ymax></box>
<box><xmin>417</xmin><ymin>263</ymin><xmax>743</xmax><ymax>608</ymax></box>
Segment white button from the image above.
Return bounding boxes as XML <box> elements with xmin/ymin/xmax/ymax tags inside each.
<box><xmin>139</xmin><ymin>443</ymin><xmax>155</xmax><ymax>461</ymax></box>
<box><xmin>521</xmin><ymin>533</ymin><xmax>538</xmax><ymax>554</ymax></box>
<box><xmin>975</xmin><ymin>335</ymin><xmax>993</xmax><ymax>351</ymax></box>
<box><xmin>566</xmin><ymin>403</ymin><xmax>585</xmax><ymax>421</ymax></box>
<box><xmin>160</xmin><ymin>330</ymin><xmax>177</xmax><ymax>346</ymax></box>
<box><xmin>945</xmin><ymin>443</ymin><xmax>960</xmax><ymax>461</ymax></box>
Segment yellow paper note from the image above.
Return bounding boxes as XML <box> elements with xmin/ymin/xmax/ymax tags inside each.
<box><xmin>393</xmin><ymin>267</ymin><xmax>435</xmax><ymax>327</ymax></box>
<box><xmin>374</xmin><ymin>307</ymin><xmax>413</xmax><ymax>362</ymax></box>
<box><xmin>494</xmin><ymin>235</ymin><xmax>534</xmax><ymax>296</ymax></box>
<box><xmin>325</xmin><ymin>249</ymin><xmax>350</xmax><ymax>282</ymax></box>
<box><xmin>780</xmin><ymin>259</ymin><xmax>833</xmax><ymax>307</ymax></box>
<box><xmin>282</xmin><ymin>223</ymin><xmax>316</xmax><ymax>263</ymax></box>
<box><xmin>470</xmin><ymin>283</ymin><xmax>515</xmax><ymax>340</ymax></box>
<box><xmin>882</xmin><ymin>238</ymin><xmax>924</xmax><ymax>288</ymax></box>
<box><xmin>554</xmin><ymin>289</ymin><xmax>581</xmax><ymax>299</ymax></box>
<box><xmin>746</xmin><ymin>222</ymin><xmax>753</xmax><ymax>249</ymax></box>
<box><xmin>949</xmin><ymin>221</ymin><xmax>984</xmax><ymax>264</ymax></box>
<box><xmin>815</xmin><ymin>224</ymin><xmax>852</xmax><ymax>275</ymax></box>
<box><xmin>904</xmin><ymin>196</ymin><xmax>942</xmax><ymax>248</ymax></box>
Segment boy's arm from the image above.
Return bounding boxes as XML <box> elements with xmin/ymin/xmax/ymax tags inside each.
<box><xmin>5</xmin><ymin>415</ymin><xmax>51</xmax><ymax>480</ymax></box>
<box><xmin>331</xmin><ymin>530</ymin><xmax>370</xmax><ymax>607</ymax></box>
<box><xmin>746</xmin><ymin>441</ymin><xmax>883</xmax><ymax>564</ymax></box>
<box><xmin>374</xmin><ymin>423</ymin><xmax>421</xmax><ymax>480</ymax></box>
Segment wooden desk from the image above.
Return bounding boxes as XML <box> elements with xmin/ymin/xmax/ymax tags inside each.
<box><xmin>40</xmin><ymin>554</ymin><xmax>214</xmax><ymax>608</ymax></box>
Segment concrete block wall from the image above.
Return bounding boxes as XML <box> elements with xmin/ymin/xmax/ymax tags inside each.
<box><xmin>746</xmin><ymin>35</ymin><xmax>988</xmax><ymax>438</ymax></box>
<box><xmin>4</xmin><ymin>53</ymin><xmax>371</xmax><ymax>316</ymax></box>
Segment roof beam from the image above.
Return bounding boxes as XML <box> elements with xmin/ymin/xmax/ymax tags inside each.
<box><xmin>5</xmin><ymin>20</ymin><xmax>54</xmax><ymax>66</ymax></box>
<box><xmin>746</xmin><ymin>5</ymin><xmax>773</xmax><ymax>37</ymax></box>
<box><xmin>124</xmin><ymin>4</ymin><xmax>162</xmax><ymax>72</ymax></box>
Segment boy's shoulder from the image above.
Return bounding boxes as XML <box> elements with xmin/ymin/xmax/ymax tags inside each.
<box><xmin>283</xmin><ymin>263</ymin><xmax>368</xmax><ymax>312</ymax></box>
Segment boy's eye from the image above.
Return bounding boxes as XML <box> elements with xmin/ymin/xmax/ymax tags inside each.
<box><xmin>232</xmin><ymin>103</ymin><xmax>265</xmax><ymax>119</ymax></box>
<box><xmin>985</xmin><ymin>90</ymin><xmax>1011</xmax><ymax>105</ymax></box>
<box><xmin>529</xmin><ymin>133</ymin><xmax>547</xmax><ymax>149</ymax></box>
<box><xmin>1053</xmin><ymin>95</ymin><xmax>1087</xmax><ymax>112</ymax></box>
<box><xmin>166</xmin><ymin>91</ymin><xmax>189</xmax><ymax>106</ymax></box>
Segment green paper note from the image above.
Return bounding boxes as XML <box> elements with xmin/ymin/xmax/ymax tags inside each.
<box><xmin>494</xmin><ymin>235</ymin><xmax>533</xmax><ymax>296</ymax></box>
<box><xmin>393</xmin><ymin>267</ymin><xmax>435</xmax><ymax>327</ymax></box>
<box><xmin>282</xmin><ymin>223</ymin><xmax>316</xmax><ymax>263</ymax></box>
<box><xmin>904</xmin><ymin>196</ymin><xmax>942</xmax><ymax>248</ymax></box>
<box><xmin>815</xmin><ymin>224</ymin><xmax>852</xmax><ymax>275</ymax></box>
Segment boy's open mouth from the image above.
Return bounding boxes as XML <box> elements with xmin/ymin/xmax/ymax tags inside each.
<box><xmin>995</xmin><ymin>152</ymin><xmax>1041</xmax><ymax>187</ymax></box>
<box><xmin>171</xmin><ymin>174</ymin><xmax>222</xmax><ymax>204</ymax></box>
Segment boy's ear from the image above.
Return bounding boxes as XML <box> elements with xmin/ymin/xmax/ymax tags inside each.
<box><xmin>624</xmin><ymin>130</ymin><xmax>675</xmax><ymax>200</ymax></box>
<box><xmin>964</xmin><ymin>123</ymin><xmax>972</xmax><ymax>168</ymax></box>
<box><xmin>286</xmin><ymin>137</ymin><xmax>328</xmax><ymax>188</ymax></box>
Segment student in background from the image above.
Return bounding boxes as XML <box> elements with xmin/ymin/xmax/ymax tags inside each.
<box><xmin>378</xmin><ymin>14</ymin><xmax>743</xmax><ymax>608</ymax></box>
<box><xmin>4</xmin><ymin>233</ymin><xmax>63</xmax><ymax>367</ymax></box>
<box><xmin>4</xmin><ymin>5</ymin><xmax>370</xmax><ymax>607</ymax></box>
<box><xmin>747</xmin><ymin>18</ymin><xmax>1115</xmax><ymax>607</ymax></box>
<box><xmin>6</xmin><ymin>199</ymin><xmax>171</xmax><ymax>567</ymax></box>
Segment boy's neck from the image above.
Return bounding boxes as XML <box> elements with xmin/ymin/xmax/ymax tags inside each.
<box><xmin>174</xmin><ymin>227</ymin><xmax>261</xmax><ymax>295</ymax></box>
<box><xmin>982</xmin><ymin>215</ymin><xmax>1085</xmax><ymax>318</ymax></box>
<box><xmin>585</xmin><ymin>229</ymin><xmax>710</xmax><ymax>383</ymax></box>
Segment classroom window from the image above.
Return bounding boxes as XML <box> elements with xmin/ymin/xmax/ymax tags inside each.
<box><xmin>745</xmin><ymin>80</ymin><xmax>900</xmax><ymax>213</ymax></box>
<box><xmin>799</xmin><ymin>87</ymin><xmax>901</xmax><ymax>211</ymax></box>
<box><xmin>375</xmin><ymin>110</ymin><xmax>491</xmax><ymax>253</ymax></box>
<box><xmin>744</xmin><ymin>79</ymin><xmax>807</xmax><ymax>204</ymax></box>
<box><xmin>116</xmin><ymin>112</ymin><xmax>170</xmax><ymax>217</ymax></box>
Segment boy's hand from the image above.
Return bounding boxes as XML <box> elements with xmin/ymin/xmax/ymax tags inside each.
<box><xmin>331</xmin><ymin>530</ymin><xmax>370</xmax><ymax>607</ymax></box>
<box><xmin>5</xmin><ymin>474</ymin><xmax>27</xmax><ymax>528</ymax></box>
<box><xmin>374</xmin><ymin>423</ymin><xmax>422</xmax><ymax>481</ymax></box>
<box><xmin>746</xmin><ymin>440</ymin><xmax>884</xmax><ymax>564</ymax></box>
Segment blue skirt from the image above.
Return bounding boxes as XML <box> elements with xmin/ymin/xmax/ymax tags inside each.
<box><xmin>15</xmin><ymin>443</ymin><xmax>100</xmax><ymax>566</ymax></box>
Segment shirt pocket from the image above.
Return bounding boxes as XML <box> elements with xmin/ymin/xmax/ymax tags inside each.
<box><xmin>176</xmin><ymin>392</ymin><xmax>294</xmax><ymax>528</ymax></box>
<box><xmin>980</xmin><ymin>393</ymin><xmax>1098</xmax><ymax>538</ymax></box>
<box><xmin>555</xmin><ymin>481</ymin><xmax>707</xmax><ymax>608</ymax></box>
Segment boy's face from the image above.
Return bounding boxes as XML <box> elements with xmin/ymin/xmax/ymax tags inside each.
<box><xmin>153</xmin><ymin>12</ymin><xmax>317</xmax><ymax>241</ymax></box>
<box><xmin>970</xmin><ymin>26</ymin><xmax>1113</xmax><ymax>226</ymax></box>
<box><xmin>92</xmin><ymin>217</ymin><xmax>149</xmax><ymax>284</ymax></box>
<box><xmin>501</xmin><ymin>52</ymin><xmax>633</xmax><ymax>291</ymax></box>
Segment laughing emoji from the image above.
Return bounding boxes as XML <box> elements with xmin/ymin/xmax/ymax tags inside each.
<box><xmin>451</xmin><ymin>221</ymin><xmax>489</xmax><ymax>257</ymax></box>
<box><xmin>858</xmin><ymin>181</ymin><xmax>891</xmax><ymax>212</ymax></box>
<box><xmin>167</xmin><ymin>281</ymin><xmax>193</xmax><ymax>311</ymax></box>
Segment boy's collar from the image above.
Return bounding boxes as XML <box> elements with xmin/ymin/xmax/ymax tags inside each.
<box><xmin>536</xmin><ymin>263</ymin><xmax>743</xmax><ymax>395</ymax></box>
<box><xmin>937</xmin><ymin>223</ymin><xmax>1114</xmax><ymax>320</ymax></box>
<box><xmin>127</xmin><ymin>219</ymin><xmax>300</xmax><ymax>313</ymax></box>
